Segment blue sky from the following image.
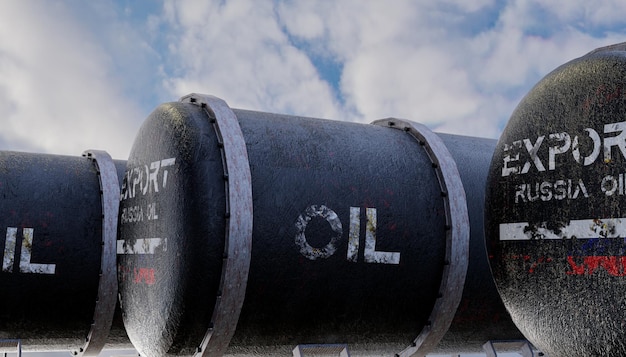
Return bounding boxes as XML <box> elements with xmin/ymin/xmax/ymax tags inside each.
<box><xmin>1</xmin><ymin>1</ymin><xmax>626</xmax><ymax>159</ymax></box>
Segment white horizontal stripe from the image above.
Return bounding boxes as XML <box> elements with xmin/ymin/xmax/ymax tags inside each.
<box><xmin>500</xmin><ymin>218</ymin><xmax>626</xmax><ymax>240</ymax></box>
<box><xmin>117</xmin><ymin>238</ymin><xmax>166</xmax><ymax>254</ymax></box>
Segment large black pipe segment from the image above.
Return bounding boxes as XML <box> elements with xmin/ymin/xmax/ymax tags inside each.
<box><xmin>0</xmin><ymin>151</ymin><xmax>128</xmax><ymax>355</ymax></box>
<box><xmin>0</xmin><ymin>95</ymin><xmax>522</xmax><ymax>355</ymax></box>
<box><xmin>118</xmin><ymin>93</ymin><xmax>521</xmax><ymax>356</ymax></box>
<box><xmin>486</xmin><ymin>42</ymin><xmax>626</xmax><ymax>357</ymax></box>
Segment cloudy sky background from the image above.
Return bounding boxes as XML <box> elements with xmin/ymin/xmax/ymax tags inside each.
<box><xmin>1</xmin><ymin>1</ymin><xmax>626</xmax><ymax>160</ymax></box>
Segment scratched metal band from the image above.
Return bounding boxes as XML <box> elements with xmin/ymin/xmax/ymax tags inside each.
<box><xmin>179</xmin><ymin>94</ymin><xmax>253</xmax><ymax>356</ymax></box>
<box><xmin>371</xmin><ymin>119</ymin><xmax>470</xmax><ymax>357</ymax></box>
<box><xmin>79</xmin><ymin>150</ymin><xmax>120</xmax><ymax>356</ymax></box>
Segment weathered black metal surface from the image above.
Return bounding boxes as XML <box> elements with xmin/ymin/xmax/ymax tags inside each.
<box><xmin>221</xmin><ymin>109</ymin><xmax>450</xmax><ymax>356</ymax></box>
<box><xmin>486</xmin><ymin>44</ymin><xmax>626</xmax><ymax>356</ymax></box>
<box><xmin>0</xmin><ymin>151</ymin><xmax>129</xmax><ymax>352</ymax></box>
<box><xmin>0</xmin><ymin>98</ymin><xmax>527</xmax><ymax>356</ymax></box>
<box><xmin>371</xmin><ymin>119</ymin><xmax>470</xmax><ymax>357</ymax></box>
<box><xmin>435</xmin><ymin>134</ymin><xmax>525</xmax><ymax>353</ymax></box>
<box><xmin>118</xmin><ymin>100</ymin><xmax>457</xmax><ymax>356</ymax></box>
<box><xmin>117</xmin><ymin>102</ymin><xmax>227</xmax><ymax>357</ymax></box>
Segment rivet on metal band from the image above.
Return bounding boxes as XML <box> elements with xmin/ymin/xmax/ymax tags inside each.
<box><xmin>79</xmin><ymin>150</ymin><xmax>120</xmax><ymax>357</ymax></box>
<box><xmin>180</xmin><ymin>94</ymin><xmax>253</xmax><ymax>357</ymax></box>
<box><xmin>371</xmin><ymin>119</ymin><xmax>470</xmax><ymax>357</ymax></box>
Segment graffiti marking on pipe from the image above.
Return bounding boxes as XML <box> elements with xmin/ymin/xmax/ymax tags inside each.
<box><xmin>117</xmin><ymin>238</ymin><xmax>167</xmax><ymax>255</ymax></box>
<box><xmin>501</xmin><ymin>121</ymin><xmax>626</xmax><ymax>177</ymax></box>
<box><xmin>514</xmin><ymin>179</ymin><xmax>589</xmax><ymax>203</ymax></box>
<box><xmin>295</xmin><ymin>205</ymin><xmax>342</xmax><ymax>260</ymax></box>
<box><xmin>503</xmin><ymin>254</ymin><xmax>553</xmax><ymax>274</ymax></box>
<box><xmin>2</xmin><ymin>227</ymin><xmax>56</xmax><ymax>274</ymax></box>
<box><xmin>566</xmin><ymin>256</ymin><xmax>626</xmax><ymax>276</ymax></box>
<box><xmin>502</xmin><ymin>253</ymin><xmax>626</xmax><ymax>276</ymax></box>
<box><xmin>118</xmin><ymin>264</ymin><xmax>156</xmax><ymax>285</ymax></box>
<box><xmin>121</xmin><ymin>158</ymin><xmax>176</xmax><ymax>201</ymax></box>
<box><xmin>133</xmin><ymin>267</ymin><xmax>156</xmax><ymax>285</ymax></box>
<box><xmin>500</xmin><ymin>218</ymin><xmax>626</xmax><ymax>240</ymax></box>
<box><xmin>121</xmin><ymin>201</ymin><xmax>160</xmax><ymax>224</ymax></box>
<box><xmin>347</xmin><ymin>207</ymin><xmax>360</xmax><ymax>262</ymax></box>
<box><xmin>296</xmin><ymin>205</ymin><xmax>400</xmax><ymax>264</ymax></box>
<box><xmin>510</xmin><ymin>174</ymin><xmax>626</xmax><ymax>204</ymax></box>
<box><xmin>363</xmin><ymin>207</ymin><xmax>400</xmax><ymax>264</ymax></box>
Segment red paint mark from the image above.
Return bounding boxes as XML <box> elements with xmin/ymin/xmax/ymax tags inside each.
<box><xmin>583</xmin><ymin>84</ymin><xmax>624</xmax><ymax>113</ymax></box>
<box><xmin>528</xmin><ymin>257</ymin><xmax>552</xmax><ymax>273</ymax></box>
<box><xmin>566</xmin><ymin>256</ymin><xmax>626</xmax><ymax>276</ymax></box>
<box><xmin>118</xmin><ymin>264</ymin><xmax>130</xmax><ymax>283</ymax></box>
<box><xmin>506</xmin><ymin>254</ymin><xmax>552</xmax><ymax>273</ymax></box>
<box><xmin>597</xmin><ymin>84</ymin><xmax>622</xmax><ymax>105</ymax></box>
<box><xmin>133</xmin><ymin>268</ymin><xmax>156</xmax><ymax>285</ymax></box>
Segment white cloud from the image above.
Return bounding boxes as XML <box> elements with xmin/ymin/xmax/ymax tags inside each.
<box><xmin>330</xmin><ymin>2</ymin><xmax>623</xmax><ymax>133</ymax></box>
<box><xmin>162</xmin><ymin>0</ymin><xmax>343</xmax><ymax>120</ymax></box>
<box><xmin>274</xmin><ymin>1</ymin><xmax>500</xmax><ymax>133</ymax></box>
<box><xmin>537</xmin><ymin>0</ymin><xmax>626</xmax><ymax>27</ymax></box>
<box><xmin>1</xmin><ymin>0</ymin><xmax>625</xmax><ymax>159</ymax></box>
<box><xmin>0</xmin><ymin>2</ymin><xmax>146</xmax><ymax>159</ymax></box>
<box><xmin>318</xmin><ymin>1</ymin><xmax>625</xmax><ymax>136</ymax></box>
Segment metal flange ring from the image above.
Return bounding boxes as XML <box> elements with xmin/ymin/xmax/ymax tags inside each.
<box><xmin>372</xmin><ymin>119</ymin><xmax>470</xmax><ymax>357</ymax></box>
<box><xmin>78</xmin><ymin>150</ymin><xmax>120</xmax><ymax>356</ymax></box>
<box><xmin>180</xmin><ymin>94</ymin><xmax>253</xmax><ymax>357</ymax></box>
